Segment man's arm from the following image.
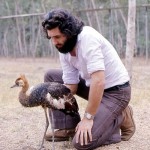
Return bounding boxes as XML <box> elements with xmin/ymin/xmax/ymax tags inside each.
<box><xmin>86</xmin><ymin>70</ymin><xmax>105</xmax><ymax>115</ymax></box>
<box><xmin>75</xmin><ymin>70</ymin><xmax>105</xmax><ymax>145</ymax></box>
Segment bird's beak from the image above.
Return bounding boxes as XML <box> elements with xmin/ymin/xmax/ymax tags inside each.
<box><xmin>10</xmin><ymin>84</ymin><xmax>18</xmax><ymax>88</ymax></box>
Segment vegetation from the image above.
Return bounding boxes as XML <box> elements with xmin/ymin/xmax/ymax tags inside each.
<box><xmin>0</xmin><ymin>0</ymin><xmax>149</xmax><ymax>58</ymax></box>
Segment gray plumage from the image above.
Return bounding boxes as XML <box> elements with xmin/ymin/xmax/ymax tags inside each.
<box><xmin>26</xmin><ymin>82</ymin><xmax>78</xmax><ymax>112</ymax></box>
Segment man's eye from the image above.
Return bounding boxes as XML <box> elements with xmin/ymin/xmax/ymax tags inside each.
<box><xmin>55</xmin><ymin>36</ymin><xmax>61</xmax><ymax>39</ymax></box>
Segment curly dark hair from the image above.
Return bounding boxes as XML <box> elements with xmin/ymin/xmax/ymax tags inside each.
<box><xmin>42</xmin><ymin>8</ymin><xmax>84</xmax><ymax>39</ymax></box>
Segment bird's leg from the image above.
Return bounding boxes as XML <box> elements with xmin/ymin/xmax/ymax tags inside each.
<box><xmin>50</xmin><ymin>108</ymin><xmax>55</xmax><ymax>150</ymax></box>
<box><xmin>39</xmin><ymin>107</ymin><xmax>49</xmax><ymax>150</ymax></box>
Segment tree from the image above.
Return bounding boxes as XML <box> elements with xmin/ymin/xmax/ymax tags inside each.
<box><xmin>125</xmin><ymin>0</ymin><xmax>136</xmax><ymax>79</ymax></box>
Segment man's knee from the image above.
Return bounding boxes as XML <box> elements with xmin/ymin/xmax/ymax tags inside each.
<box><xmin>44</xmin><ymin>70</ymin><xmax>53</xmax><ymax>82</ymax></box>
<box><xmin>44</xmin><ymin>69</ymin><xmax>63</xmax><ymax>83</ymax></box>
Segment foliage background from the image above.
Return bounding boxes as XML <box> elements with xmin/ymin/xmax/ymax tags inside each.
<box><xmin>0</xmin><ymin>0</ymin><xmax>150</xmax><ymax>58</ymax></box>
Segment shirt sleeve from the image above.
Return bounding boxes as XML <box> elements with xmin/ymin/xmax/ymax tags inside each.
<box><xmin>59</xmin><ymin>54</ymin><xmax>80</xmax><ymax>84</ymax></box>
<box><xmin>81</xmin><ymin>32</ymin><xmax>105</xmax><ymax>75</ymax></box>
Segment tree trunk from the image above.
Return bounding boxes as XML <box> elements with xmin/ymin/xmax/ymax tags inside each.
<box><xmin>91</xmin><ymin>0</ymin><xmax>101</xmax><ymax>33</ymax></box>
<box><xmin>33</xmin><ymin>17</ymin><xmax>41</xmax><ymax>58</ymax></box>
<box><xmin>15</xmin><ymin>0</ymin><xmax>23</xmax><ymax>56</ymax></box>
<box><xmin>145</xmin><ymin>7</ymin><xmax>149</xmax><ymax>62</ymax></box>
<box><xmin>113</xmin><ymin>0</ymin><xmax>127</xmax><ymax>29</ymax></box>
<box><xmin>125</xmin><ymin>0</ymin><xmax>136</xmax><ymax>79</ymax></box>
<box><xmin>112</xmin><ymin>0</ymin><xmax>123</xmax><ymax>55</ymax></box>
<box><xmin>84</xmin><ymin>0</ymin><xmax>92</xmax><ymax>26</ymax></box>
<box><xmin>3</xmin><ymin>28</ymin><xmax>9</xmax><ymax>57</ymax></box>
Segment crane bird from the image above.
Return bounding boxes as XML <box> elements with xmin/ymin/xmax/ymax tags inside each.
<box><xmin>11</xmin><ymin>74</ymin><xmax>78</xmax><ymax>150</ymax></box>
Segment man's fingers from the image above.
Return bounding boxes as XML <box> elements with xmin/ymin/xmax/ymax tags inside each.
<box><xmin>75</xmin><ymin>124</ymin><xmax>79</xmax><ymax>132</ymax></box>
<box><xmin>76</xmin><ymin>129</ymin><xmax>80</xmax><ymax>143</ymax></box>
<box><xmin>80</xmin><ymin>131</ymin><xmax>84</xmax><ymax>145</ymax></box>
<box><xmin>88</xmin><ymin>129</ymin><xmax>92</xmax><ymax>141</ymax></box>
<box><xmin>84</xmin><ymin>131</ymin><xmax>88</xmax><ymax>145</ymax></box>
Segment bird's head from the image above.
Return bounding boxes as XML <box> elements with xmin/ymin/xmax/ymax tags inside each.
<box><xmin>11</xmin><ymin>74</ymin><xmax>28</xmax><ymax>88</ymax></box>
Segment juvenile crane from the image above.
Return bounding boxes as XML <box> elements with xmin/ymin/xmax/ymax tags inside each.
<box><xmin>11</xmin><ymin>74</ymin><xmax>78</xmax><ymax>150</ymax></box>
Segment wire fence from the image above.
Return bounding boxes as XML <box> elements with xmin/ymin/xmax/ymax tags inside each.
<box><xmin>0</xmin><ymin>4</ymin><xmax>149</xmax><ymax>58</ymax></box>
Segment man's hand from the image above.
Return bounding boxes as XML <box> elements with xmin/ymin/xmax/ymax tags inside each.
<box><xmin>64</xmin><ymin>84</ymin><xmax>78</xmax><ymax>95</ymax></box>
<box><xmin>75</xmin><ymin>118</ymin><xmax>93</xmax><ymax>145</ymax></box>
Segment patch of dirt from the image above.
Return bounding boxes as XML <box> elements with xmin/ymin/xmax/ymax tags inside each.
<box><xmin>0</xmin><ymin>58</ymin><xmax>150</xmax><ymax>150</ymax></box>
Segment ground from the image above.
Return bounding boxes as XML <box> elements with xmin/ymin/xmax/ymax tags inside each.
<box><xmin>0</xmin><ymin>57</ymin><xmax>150</xmax><ymax>150</ymax></box>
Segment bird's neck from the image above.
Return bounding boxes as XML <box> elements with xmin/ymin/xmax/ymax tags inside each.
<box><xmin>19</xmin><ymin>82</ymin><xmax>30</xmax><ymax>107</ymax></box>
<box><xmin>22</xmin><ymin>81</ymin><xmax>29</xmax><ymax>93</ymax></box>
<box><xmin>19</xmin><ymin>91</ymin><xmax>30</xmax><ymax>107</ymax></box>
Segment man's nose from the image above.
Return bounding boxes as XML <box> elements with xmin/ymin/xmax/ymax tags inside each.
<box><xmin>51</xmin><ymin>38</ymin><xmax>58</xmax><ymax>45</ymax></box>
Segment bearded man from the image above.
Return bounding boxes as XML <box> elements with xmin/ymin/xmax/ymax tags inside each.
<box><xmin>42</xmin><ymin>8</ymin><xmax>135</xmax><ymax>150</ymax></box>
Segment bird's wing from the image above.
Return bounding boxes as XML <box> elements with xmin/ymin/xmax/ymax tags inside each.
<box><xmin>64</xmin><ymin>93</ymin><xmax>79</xmax><ymax>112</ymax></box>
<box><xmin>47</xmin><ymin>82</ymin><xmax>71</xmax><ymax>98</ymax></box>
<box><xmin>47</xmin><ymin>82</ymin><xmax>79</xmax><ymax>113</ymax></box>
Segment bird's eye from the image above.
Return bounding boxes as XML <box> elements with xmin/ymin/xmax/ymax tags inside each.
<box><xmin>16</xmin><ymin>82</ymin><xmax>19</xmax><ymax>86</ymax></box>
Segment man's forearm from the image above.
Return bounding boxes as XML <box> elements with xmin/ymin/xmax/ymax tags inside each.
<box><xmin>85</xmin><ymin>71</ymin><xmax>105</xmax><ymax>116</ymax></box>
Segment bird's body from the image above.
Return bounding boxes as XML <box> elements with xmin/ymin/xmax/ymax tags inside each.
<box><xmin>19</xmin><ymin>82</ymin><xmax>78</xmax><ymax>112</ymax></box>
<box><xmin>12</xmin><ymin>74</ymin><xmax>78</xmax><ymax>112</ymax></box>
<box><xmin>11</xmin><ymin>74</ymin><xmax>78</xmax><ymax>150</ymax></box>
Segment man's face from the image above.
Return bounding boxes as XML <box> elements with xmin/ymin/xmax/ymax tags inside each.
<box><xmin>47</xmin><ymin>27</ymin><xmax>67</xmax><ymax>50</ymax></box>
<box><xmin>47</xmin><ymin>27</ymin><xmax>78</xmax><ymax>54</ymax></box>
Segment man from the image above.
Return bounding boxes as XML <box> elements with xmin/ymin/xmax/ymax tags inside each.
<box><xmin>42</xmin><ymin>8</ymin><xmax>135</xmax><ymax>149</ymax></box>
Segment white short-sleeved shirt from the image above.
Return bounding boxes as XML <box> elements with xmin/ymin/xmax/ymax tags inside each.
<box><xmin>59</xmin><ymin>26</ymin><xmax>129</xmax><ymax>89</ymax></box>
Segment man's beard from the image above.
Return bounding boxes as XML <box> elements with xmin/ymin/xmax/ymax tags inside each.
<box><xmin>55</xmin><ymin>35</ymin><xmax>78</xmax><ymax>54</ymax></box>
